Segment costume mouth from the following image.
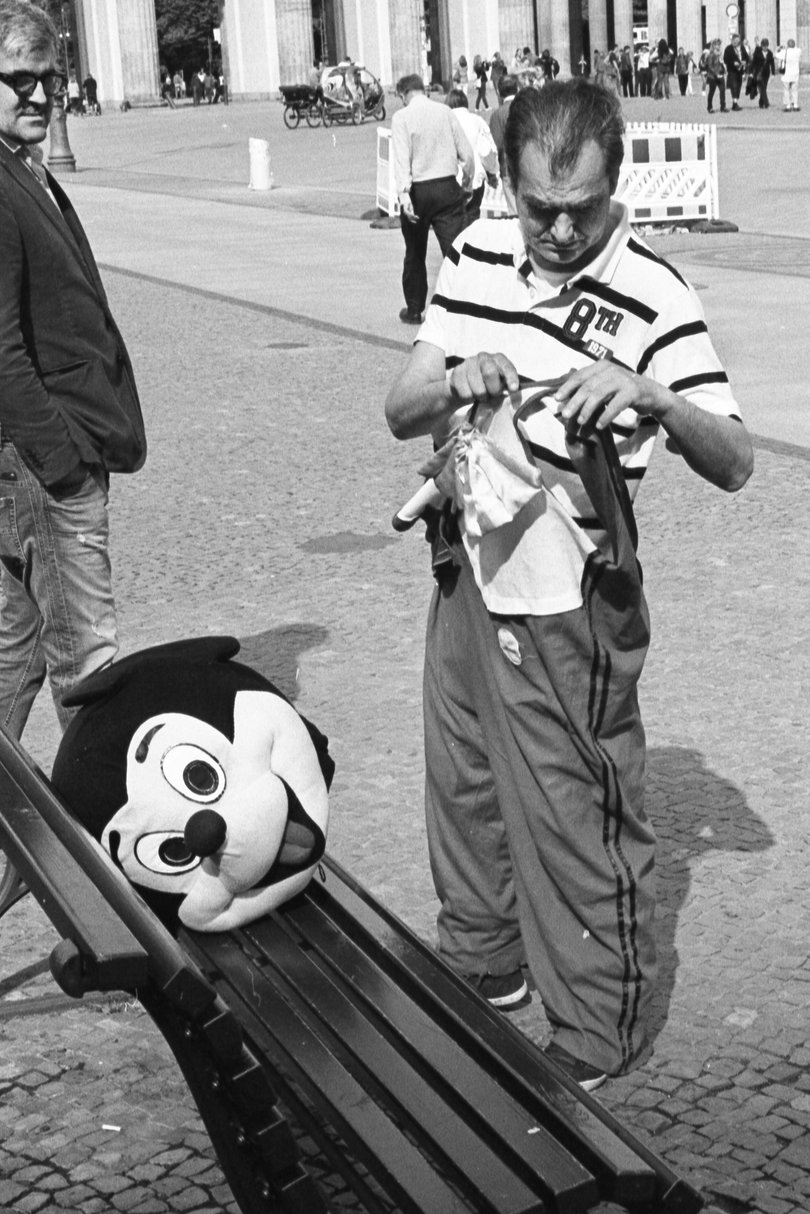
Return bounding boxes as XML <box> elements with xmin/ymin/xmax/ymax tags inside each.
<box><xmin>250</xmin><ymin>778</ymin><xmax>325</xmax><ymax>889</ymax></box>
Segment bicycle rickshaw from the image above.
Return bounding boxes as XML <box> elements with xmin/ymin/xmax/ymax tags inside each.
<box><xmin>279</xmin><ymin>63</ymin><xmax>385</xmax><ymax>128</ymax></box>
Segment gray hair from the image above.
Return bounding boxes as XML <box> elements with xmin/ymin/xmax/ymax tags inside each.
<box><xmin>504</xmin><ymin>78</ymin><xmax>625</xmax><ymax>192</ymax></box>
<box><xmin>0</xmin><ymin>0</ymin><xmax>60</xmax><ymax>62</ymax></box>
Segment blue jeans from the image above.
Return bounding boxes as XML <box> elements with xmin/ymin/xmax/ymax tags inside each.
<box><xmin>0</xmin><ymin>439</ymin><xmax>118</xmax><ymax>738</ymax></box>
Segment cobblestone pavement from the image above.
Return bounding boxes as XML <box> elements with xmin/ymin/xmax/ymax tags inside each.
<box><xmin>0</xmin><ymin>98</ymin><xmax>808</xmax><ymax>1214</ymax></box>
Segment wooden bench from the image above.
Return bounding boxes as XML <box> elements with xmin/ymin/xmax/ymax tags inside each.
<box><xmin>0</xmin><ymin>728</ymin><xmax>703</xmax><ymax>1214</ymax></box>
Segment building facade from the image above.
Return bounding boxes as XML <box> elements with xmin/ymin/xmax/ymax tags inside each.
<box><xmin>68</xmin><ymin>0</ymin><xmax>807</xmax><ymax>106</ymax></box>
<box><xmin>218</xmin><ymin>0</ymin><xmax>808</xmax><ymax>96</ymax></box>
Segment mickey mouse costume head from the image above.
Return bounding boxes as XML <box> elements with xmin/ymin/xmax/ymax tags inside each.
<box><xmin>51</xmin><ymin>637</ymin><xmax>334</xmax><ymax>933</ymax></box>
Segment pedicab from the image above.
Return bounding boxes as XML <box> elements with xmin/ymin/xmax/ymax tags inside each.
<box><xmin>278</xmin><ymin>83</ymin><xmax>322</xmax><ymax>128</ymax></box>
<box><xmin>321</xmin><ymin>63</ymin><xmax>386</xmax><ymax>124</ymax></box>
<box><xmin>279</xmin><ymin>63</ymin><xmax>385</xmax><ymax>128</ymax></box>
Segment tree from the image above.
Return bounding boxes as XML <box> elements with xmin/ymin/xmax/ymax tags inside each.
<box><xmin>154</xmin><ymin>0</ymin><xmax>219</xmax><ymax>72</ymax></box>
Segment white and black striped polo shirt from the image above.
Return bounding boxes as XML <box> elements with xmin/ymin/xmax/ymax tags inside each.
<box><xmin>417</xmin><ymin>204</ymin><xmax>740</xmax><ymax>613</ymax></box>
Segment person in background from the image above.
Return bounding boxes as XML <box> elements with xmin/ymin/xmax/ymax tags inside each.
<box><xmin>538</xmin><ymin>49</ymin><xmax>560</xmax><ymax>83</ymax></box>
<box><xmin>488</xmin><ymin>73</ymin><xmax>518</xmax><ymax>170</ymax></box>
<box><xmin>445</xmin><ymin>88</ymin><xmax>498</xmax><ymax>225</ymax></box>
<box><xmin>675</xmin><ymin>46</ymin><xmax>690</xmax><ymax>95</ymax></box>
<box><xmin>705</xmin><ymin>38</ymin><xmax>728</xmax><ymax>112</ymax></box>
<box><xmin>619</xmin><ymin>44</ymin><xmax>635</xmax><ymax>96</ymax></box>
<box><xmin>82</xmin><ymin>71</ymin><xmax>100</xmax><ymax>114</ymax></box>
<box><xmin>652</xmin><ymin>38</ymin><xmax>672</xmax><ymax>98</ymax></box>
<box><xmin>390</xmin><ymin>74</ymin><xmax>473</xmax><ymax>326</ymax></box>
<box><xmin>750</xmin><ymin>37</ymin><xmax>775</xmax><ymax>108</ymax></box>
<box><xmin>0</xmin><ymin>0</ymin><xmax>146</xmax><ymax>741</ymax></box>
<box><xmin>66</xmin><ymin>70</ymin><xmax>81</xmax><ymax>114</ymax></box>
<box><xmin>723</xmin><ymin>33</ymin><xmax>748</xmax><ymax>111</ymax></box>
<box><xmin>160</xmin><ymin>70</ymin><xmax>176</xmax><ymax>109</ymax></box>
<box><xmin>489</xmin><ymin>51</ymin><xmax>506</xmax><ymax>102</ymax></box>
<box><xmin>780</xmin><ymin>38</ymin><xmax>801</xmax><ymax>110</ymax></box>
<box><xmin>472</xmin><ymin>54</ymin><xmax>490</xmax><ymax>110</ymax></box>
<box><xmin>635</xmin><ymin>42</ymin><xmax>652</xmax><ymax>96</ymax></box>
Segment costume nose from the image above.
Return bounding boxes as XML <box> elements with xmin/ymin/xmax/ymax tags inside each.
<box><xmin>184</xmin><ymin>809</ymin><xmax>227</xmax><ymax>857</ymax></box>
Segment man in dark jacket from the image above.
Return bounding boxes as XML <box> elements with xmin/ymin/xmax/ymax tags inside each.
<box><xmin>0</xmin><ymin>0</ymin><xmax>146</xmax><ymax>739</ymax></box>
<box><xmin>723</xmin><ymin>34</ymin><xmax>749</xmax><ymax>110</ymax></box>
<box><xmin>750</xmin><ymin>38</ymin><xmax>775</xmax><ymax>108</ymax></box>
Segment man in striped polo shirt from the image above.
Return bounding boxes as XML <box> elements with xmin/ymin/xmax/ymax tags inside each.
<box><xmin>385</xmin><ymin>79</ymin><xmax>752</xmax><ymax>1091</ymax></box>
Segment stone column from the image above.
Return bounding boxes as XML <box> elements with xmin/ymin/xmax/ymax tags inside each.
<box><xmin>797</xmin><ymin>0</ymin><xmax>810</xmax><ymax>69</ymax></box>
<box><xmin>388</xmin><ymin>0</ymin><xmax>422</xmax><ymax>85</ymax></box>
<box><xmin>780</xmin><ymin>0</ymin><xmax>798</xmax><ymax>42</ymax></box>
<box><xmin>537</xmin><ymin>0</ymin><xmax>573</xmax><ymax>67</ymax></box>
<box><xmin>275</xmin><ymin>0</ymin><xmax>313</xmax><ymax>85</ymax></box>
<box><xmin>589</xmin><ymin>0</ymin><xmax>610</xmax><ymax>59</ymax></box>
<box><xmin>115</xmin><ymin>0</ymin><xmax>159</xmax><ymax>103</ymax></box>
<box><xmin>498</xmin><ymin>0</ymin><xmax>535</xmax><ymax>58</ymax></box>
<box><xmin>674</xmin><ymin>0</ymin><xmax>703</xmax><ymax>57</ymax></box>
<box><xmin>647</xmin><ymin>0</ymin><xmax>669</xmax><ymax>46</ymax></box>
<box><xmin>612</xmin><ymin>0</ymin><xmax>635</xmax><ymax>53</ymax></box>
<box><xmin>747</xmin><ymin>0</ymin><xmax>779</xmax><ymax>41</ymax></box>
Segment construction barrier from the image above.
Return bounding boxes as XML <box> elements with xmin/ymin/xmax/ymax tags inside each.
<box><xmin>378</xmin><ymin>122</ymin><xmax>720</xmax><ymax>226</ymax></box>
<box><xmin>376</xmin><ymin>127</ymin><xmax>400</xmax><ymax>217</ymax></box>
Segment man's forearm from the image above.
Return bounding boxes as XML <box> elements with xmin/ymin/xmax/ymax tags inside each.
<box><xmin>385</xmin><ymin>373</ymin><xmax>456</xmax><ymax>440</ymax></box>
<box><xmin>653</xmin><ymin>386</ymin><xmax>754</xmax><ymax>491</ymax></box>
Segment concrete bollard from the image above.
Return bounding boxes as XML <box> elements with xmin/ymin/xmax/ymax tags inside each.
<box><xmin>248</xmin><ymin>138</ymin><xmax>273</xmax><ymax>190</ymax></box>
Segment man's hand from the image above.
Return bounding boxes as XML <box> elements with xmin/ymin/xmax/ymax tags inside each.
<box><xmin>554</xmin><ymin>361</ymin><xmax>662</xmax><ymax>433</ymax></box>
<box><xmin>400</xmin><ymin>196</ymin><xmax>419</xmax><ymax>224</ymax></box>
<box><xmin>448</xmin><ymin>352</ymin><xmax>521</xmax><ymax>407</ymax></box>
<box><xmin>554</xmin><ymin>360</ymin><xmax>754</xmax><ymax>492</ymax></box>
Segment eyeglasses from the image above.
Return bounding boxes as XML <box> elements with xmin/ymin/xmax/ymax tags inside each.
<box><xmin>0</xmin><ymin>70</ymin><xmax>66</xmax><ymax>99</ymax></box>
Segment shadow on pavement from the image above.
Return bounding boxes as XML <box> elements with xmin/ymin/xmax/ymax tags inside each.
<box><xmin>238</xmin><ymin>623</ymin><xmax>331</xmax><ymax>701</ymax></box>
<box><xmin>645</xmin><ymin>744</ymin><xmax>774</xmax><ymax>1046</ymax></box>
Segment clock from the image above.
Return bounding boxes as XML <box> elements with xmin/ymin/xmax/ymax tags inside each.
<box><xmin>726</xmin><ymin>3</ymin><xmax>739</xmax><ymax>15</ymax></box>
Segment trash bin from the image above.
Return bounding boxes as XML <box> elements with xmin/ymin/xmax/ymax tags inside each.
<box><xmin>248</xmin><ymin>137</ymin><xmax>273</xmax><ymax>190</ymax></box>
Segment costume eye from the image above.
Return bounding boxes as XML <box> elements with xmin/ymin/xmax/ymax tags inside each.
<box><xmin>161</xmin><ymin>745</ymin><xmax>225</xmax><ymax>803</ymax></box>
<box><xmin>134</xmin><ymin>831</ymin><xmax>201</xmax><ymax>876</ymax></box>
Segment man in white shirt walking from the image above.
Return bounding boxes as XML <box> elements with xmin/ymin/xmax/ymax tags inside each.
<box><xmin>391</xmin><ymin>75</ymin><xmax>474</xmax><ymax>325</ymax></box>
<box><xmin>781</xmin><ymin>39</ymin><xmax>801</xmax><ymax>110</ymax></box>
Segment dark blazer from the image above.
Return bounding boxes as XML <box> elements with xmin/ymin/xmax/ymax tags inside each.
<box><xmin>723</xmin><ymin>42</ymin><xmax>748</xmax><ymax>76</ymax></box>
<box><xmin>0</xmin><ymin>141</ymin><xmax>146</xmax><ymax>487</ymax></box>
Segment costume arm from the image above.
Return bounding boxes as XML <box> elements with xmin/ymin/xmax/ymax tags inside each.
<box><xmin>0</xmin><ymin>191</ymin><xmax>85</xmax><ymax>485</ymax></box>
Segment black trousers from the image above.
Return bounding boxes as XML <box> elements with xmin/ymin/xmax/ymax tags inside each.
<box><xmin>707</xmin><ymin>77</ymin><xmax>726</xmax><ymax>110</ymax></box>
<box><xmin>401</xmin><ymin>176</ymin><xmax>466</xmax><ymax>314</ymax></box>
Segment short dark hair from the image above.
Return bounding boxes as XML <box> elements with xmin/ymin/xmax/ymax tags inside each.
<box><xmin>446</xmin><ymin>88</ymin><xmax>469</xmax><ymax>109</ymax></box>
<box><xmin>504</xmin><ymin>78</ymin><xmax>625</xmax><ymax>192</ymax></box>
<box><xmin>497</xmin><ymin>73</ymin><xmax>519</xmax><ymax>100</ymax></box>
<box><xmin>396</xmin><ymin>73</ymin><xmax>424</xmax><ymax>96</ymax></box>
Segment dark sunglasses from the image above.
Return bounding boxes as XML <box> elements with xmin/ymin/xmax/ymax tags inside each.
<box><xmin>0</xmin><ymin>70</ymin><xmax>67</xmax><ymax>99</ymax></box>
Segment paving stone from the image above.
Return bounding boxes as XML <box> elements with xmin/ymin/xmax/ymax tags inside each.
<box><xmin>53</xmin><ymin>1185</ymin><xmax>97</xmax><ymax>1206</ymax></box>
<box><xmin>166</xmin><ymin>1187</ymin><xmax>209</xmax><ymax>1211</ymax></box>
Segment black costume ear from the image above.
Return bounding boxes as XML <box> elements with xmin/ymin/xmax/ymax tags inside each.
<box><xmin>62</xmin><ymin>637</ymin><xmax>242</xmax><ymax>708</ymax></box>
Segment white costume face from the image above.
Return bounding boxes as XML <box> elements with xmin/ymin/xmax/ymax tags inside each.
<box><xmin>102</xmin><ymin>690</ymin><xmax>329</xmax><ymax>931</ymax></box>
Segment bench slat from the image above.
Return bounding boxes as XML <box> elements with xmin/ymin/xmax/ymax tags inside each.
<box><xmin>184</xmin><ymin>930</ymin><xmax>488</xmax><ymax>1214</ymax></box>
<box><xmin>309</xmin><ymin>859</ymin><xmax>664</xmax><ymax>1208</ymax></box>
<box><xmin>248</xmin><ymin>906</ymin><xmax>598</xmax><ymax>1212</ymax></box>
